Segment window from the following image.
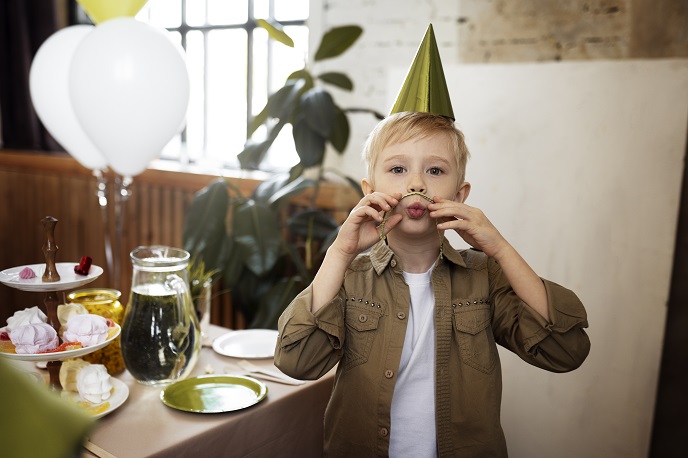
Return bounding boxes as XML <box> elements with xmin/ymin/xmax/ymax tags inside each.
<box><xmin>77</xmin><ymin>0</ymin><xmax>309</xmax><ymax>172</ymax></box>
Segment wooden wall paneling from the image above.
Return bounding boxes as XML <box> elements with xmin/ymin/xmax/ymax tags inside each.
<box><xmin>0</xmin><ymin>150</ymin><xmax>359</xmax><ymax>330</ymax></box>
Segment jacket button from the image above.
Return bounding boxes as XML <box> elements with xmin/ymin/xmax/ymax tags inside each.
<box><xmin>397</xmin><ymin>312</ymin><xmax>405</xmax><ymax>320</ymax></box>
<box><xmin>379</xmin><ymin>427</ymin><xmax>389</xmax><ymax>437</ymax></box>
<box><xmin>390</xmin><ymin>259</ymin><xmax>397</xmax><ymax>268</ymax></box>
<box><xmin>358</xmin><ymin>314</ymin><xmax>368</xmax><ymax>323</ymax></box>
<box><xmin>385</xmin><ymin>370</ymin><xmax>394</xmax><ymax>378</ymax></box>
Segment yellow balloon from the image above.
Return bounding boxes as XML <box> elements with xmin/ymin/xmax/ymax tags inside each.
<box><xmin>76</xmin><ymin>0</ymin><xmax>149</xmax><ymax>24</ymax></box>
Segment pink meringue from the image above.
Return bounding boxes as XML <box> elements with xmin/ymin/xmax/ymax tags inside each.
<box><xmin>10</xmin><ymin>322</ymin><xmax>59</xmax><ymax>354</ymax></box>
<box><xmin>19</xmin><ymin>267</ymin><xmax>36</xmax><ymax>279</ymax></box>
<box><xmin>63</xmin><ymin>314</ymin><xmax>109</xmax><ymax>347</ymax></box>
<box><xmin>6</xmin><ymin>306</ymin><xmax>48</xmax><ymax>332</ymax></box>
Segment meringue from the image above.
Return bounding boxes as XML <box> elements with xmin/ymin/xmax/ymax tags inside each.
<box><xmin>76</xmin><ymin>364</ymin><xmax>112</xmax><ymax>404</ymax></box>
<box><xmin>6</xmin><ymin>306</ymin><xmax>47</xmax><ymax>332</ymax></box>
<box><xmin>59</xmin><ymin>358</ymin><xmax>91</xmax><ymax>392</ymax></box>
<box><xmin>19</xmin><ymin>267</ymin><xmax>36</xmax><ymax>279</ymax></box>
<box><xmin>10</xmin><ymin>322</ymin><xmax>58</xmax><ymax>354</ymax></box>
<box><xmin>57</xmin><ymin>303</ymin><xmax>88</xmax><ymax>327</ymax></box>
<box><xmin>63</xmin><ymin>314</ymin><xmax>109</xmax><ymax>347</ymax></box>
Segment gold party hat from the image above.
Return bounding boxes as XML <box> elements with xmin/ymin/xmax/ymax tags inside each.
<box><xmin>390</xmin><ymin>24</ymin><xmax>454</xmax><ymax>120</ymax></box>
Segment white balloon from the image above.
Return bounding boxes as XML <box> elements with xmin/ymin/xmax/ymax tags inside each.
<box><xmin>29</xmin><ymin>25</ymin><xmax>108</xmax><ymax>171</ymax></box>
<box><xmin>68</xmin><ymin>18</ymin><xmax>190</xmax><ymax>177</ymax></box>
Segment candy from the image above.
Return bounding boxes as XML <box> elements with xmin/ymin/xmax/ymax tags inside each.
<box><xmin>19</xmin><ymin>267</ymin><xmax>36</xmax><ymax>279</ymax></box>
<box><xmin>74</xmin><ymin>256</ymin><xmax>92</xmax><ymax>275</ymax></box>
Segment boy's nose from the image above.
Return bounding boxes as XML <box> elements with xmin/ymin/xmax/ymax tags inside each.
<box><xmin>408</xmin><ymin>176</ymin><xmax>426</xmax><ymax>194</ymax></box>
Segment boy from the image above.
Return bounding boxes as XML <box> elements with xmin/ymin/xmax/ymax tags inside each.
<box><xmin>275</xmin><ymin>25</ymin><xmax>590</xmax><ymax>457</ymax></box>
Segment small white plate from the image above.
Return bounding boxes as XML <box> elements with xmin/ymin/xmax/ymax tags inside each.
<box><xmin>212</xmin><ymin>329</ymin><xmax>279</xmax><ymax>359</ymax></box>
<box><xmin>0</xmin><ymin>324</ymin><xmax>120</xmax><ymax>362</ymax></box>
<box><xmin>61</xmin><ymin>377</ymin><xmax>129</xmax><ymax>419</ymax></box>
<box><xmin>0</xmin><ymin>262</ymin><xmax>103</xmax><ymax>292</ymax></box>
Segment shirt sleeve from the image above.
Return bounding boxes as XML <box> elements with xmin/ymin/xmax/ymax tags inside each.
<box><xmin>488</xmin><ymin>257</ymin><xmax>591</xmax><ymax>373</ymax></box>
<box><xmin>274</xmin><ymin>283</ymin><xmax>346</xmax><ymax>380</ymax></box>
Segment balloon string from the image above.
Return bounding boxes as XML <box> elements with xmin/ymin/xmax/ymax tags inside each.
<box><xmin>113</xmin><ymin>175</ymin><xmax>133</xmax><ymax>292</ymax></box>
<box><xmin>94</xmin><ymin>170</ymin><xmax>115</xmax><ymax>287</ymax></box>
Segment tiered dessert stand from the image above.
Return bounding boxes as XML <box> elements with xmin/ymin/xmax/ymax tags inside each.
<box><xmin>0</xmin><ymin>216</ymin><xmax>117</xmax><ymax>390</ymax></box>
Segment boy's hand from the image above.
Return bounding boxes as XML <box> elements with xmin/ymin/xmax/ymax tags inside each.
<box><xmin>331</xmin><ymin>192</ymin><xmax>402</xmax><ymax>259</ymax></box>
<box><xmin>429</xmin><ymin>196</ymin><xmax>508</xmax><ymax>259</ymax></box>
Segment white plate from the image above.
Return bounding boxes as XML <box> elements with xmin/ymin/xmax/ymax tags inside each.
<box><xmin>0</xmin><ymin>262</ymin><xmax>103</xmax><ymax>292</ymax></box>
<box><xmin>0</xmin><ymin>324</ymin><xmax>120</xmax><ymax>362</ymax></box>
<box><xmin>61</xmin><ymin>377</ymin><xmax>129</xmax><ymax>419</ymax></box>
<box><xmin>212</xmin><ymin>329</ymin><xmax>279</xmax><ymax>359</ymax></box>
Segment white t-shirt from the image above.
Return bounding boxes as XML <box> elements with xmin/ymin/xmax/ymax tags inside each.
<box><xmin>389</xmin><ymin>267</ymin><xmax>437</xmax><ymax>457</ymax></box>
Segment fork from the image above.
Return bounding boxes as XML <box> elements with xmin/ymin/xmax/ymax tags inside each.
<box><xmin>236</xmin><ymin>360</ymin><xmax>305</xmax><ymax>385</ymax></box>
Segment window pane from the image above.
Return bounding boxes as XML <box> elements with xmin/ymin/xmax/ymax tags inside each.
<box><xmin>253</xmin><ymin>0</ymin><xmax>269</xmax><ymax>19</ymax></box>
<box><xmin>137</xmin><ymin>0</ymin><xmax>181</xmax><ymax>28</ymax></box>
<box><xmin>274</xmin><ymin>0</ymin><xmax>308</xmax><ymax>22</ymax></box>
<box><xmin>207</xmin><ymin>0</ymin><xmax>248</xmax><ymax>25</ymax></box>
<box><xmin>206</xmin><ymin>29</ymin><xmax>248</xmax><ymax>166</ymax></box>
<box><xmin>251</xmin><ymin>28</ymin><xmax>269</xmax><ymax>117</ymax></box>
<box><xmin>185</xmin><ymin>0</ymin><xmax>206</xmax><ymax>27</ymax></box>
<box><xmin>185</xmin><ymin>31</ymin><xmax>206</xmax><ymax>162</ymax></box>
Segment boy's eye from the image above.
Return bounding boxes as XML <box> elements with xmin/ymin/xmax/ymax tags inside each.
<box><xmin>391</xmin><ymin>166</ymin><xmax>406</xmax><ymax>174</ymax></box>
<box><xmin>427</xmin><ymin>167</ymin><xmax>443</xmax><ymax>176</ymax></box>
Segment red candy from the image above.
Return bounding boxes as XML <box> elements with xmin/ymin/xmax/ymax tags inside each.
<box><xmin>0</xmin><ymin>330</ymin><xmax>9</xmax><ymax>341</ymax></box>
<box><xmin>74</xmin><ymin>256</ymin><xmax>92</xmax><ymax>275</ymax></box>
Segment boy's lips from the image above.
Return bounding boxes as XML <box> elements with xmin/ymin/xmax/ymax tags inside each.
<box><xmin>405</xmin><ymin>202</ymin><xmax>427</xmax><ymax>219</ymax></box>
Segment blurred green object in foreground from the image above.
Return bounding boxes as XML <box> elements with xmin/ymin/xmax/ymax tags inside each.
<box><xmin>0</xmin><ymin>358</ymin><xmax>94</xmax><ymax>458</ymax></box>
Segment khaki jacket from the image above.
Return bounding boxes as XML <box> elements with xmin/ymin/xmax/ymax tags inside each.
<box><xmin>275</xmin><ymin>239</ymin><xmax>590</xmax><ymax>457</ymax></box>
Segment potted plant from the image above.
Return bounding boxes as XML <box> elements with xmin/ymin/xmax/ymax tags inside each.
<box><xmin>182</xmin><ymin>21</ymin><xmax>382</xmax><ymax>329</ymax></box>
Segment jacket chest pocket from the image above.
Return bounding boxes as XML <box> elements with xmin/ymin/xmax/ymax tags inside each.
<box><xmin>452</xmin><ymin>300</ymin><xmax>497</xmax><ymax>374</ymax></box>
<box><xmin>343</xmin><ymin>302</ymin><xmax>383</xmax><ymax>372</ymax></box>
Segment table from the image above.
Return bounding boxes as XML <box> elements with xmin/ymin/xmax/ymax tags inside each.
<box><xmin>12</xmin><ymin>325</ymin><xmax>334</xmax><ymax>458</ymax></box>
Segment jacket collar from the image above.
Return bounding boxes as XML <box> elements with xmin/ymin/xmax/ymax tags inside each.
<box><xmin>369</xmin><ymin>236</ymin><xmax>467</xmax><ymax>275</ymax></box>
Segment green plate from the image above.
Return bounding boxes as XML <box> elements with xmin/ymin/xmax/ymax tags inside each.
<box><xmin>160</xmin><ymin>375</ymin><xmax>268</xmax><ymax>413</ymax></box>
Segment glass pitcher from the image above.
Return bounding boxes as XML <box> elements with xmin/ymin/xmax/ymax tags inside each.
<box><xmin>120</xmin><ymin>246</ymin><xmax>201</xmax><ymax>385</ymax></box>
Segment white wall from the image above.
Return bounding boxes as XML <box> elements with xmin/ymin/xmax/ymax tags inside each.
<box><xmin>397</xmin><ymin>59</ymin><xmax>688</xmax><ymax>457</ymax></box>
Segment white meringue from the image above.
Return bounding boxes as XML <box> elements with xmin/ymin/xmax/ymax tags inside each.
<box><xmin>59</xmin><ymin>358</ymin><xmax>91</xmax><ymax>392</ymax></box>
<box><xmin>76</xmin><ymin>364</ymin><xmax>112</xmax><ymax>403</ymax></box>
<box><xmin>63</xmin><ymin>314</ymin><xmax>109</xmax><ymax>347</ymax></box>
<box><xmin>10</xmin><ymin>322</ymin><xmax>58</xmax><ymax>354</ymax></box>
<box><xmin>6</xmin><ymin>306</ymin><xmax>47</xmax><ymax>332</ymax></box>
<box><xmin>57</xmin><ymin>303</ymin><xmax>88</xmax><ymax>327</ymax></box>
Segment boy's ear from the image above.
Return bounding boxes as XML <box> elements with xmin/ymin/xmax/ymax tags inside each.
<box><xmin>362</xmin><ymin>178</ymin><xmax>374</xmax><ymax>195</ymax></box>
<box><xmin>455</xmin><ymin>181</ymin><xmax>471</xmax><ymax>203</ymax></box>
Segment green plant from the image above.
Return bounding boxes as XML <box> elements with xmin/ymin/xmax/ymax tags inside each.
<box><xmin>182</xmin><ymin>21</ymin><xmax>382</xmax><ymax>329</ymax></box>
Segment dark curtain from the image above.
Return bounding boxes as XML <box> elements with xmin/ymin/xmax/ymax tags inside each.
<box><xmin>0</xmin><ymin>0</ymin><xmax>62</xmax><ymax>150</ymax></box>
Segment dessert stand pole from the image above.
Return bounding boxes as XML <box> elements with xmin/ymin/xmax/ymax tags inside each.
<box><xmin>40</xmin><ymin>216</ymin><xmax>63</xmax><ymax>390</ymax></box>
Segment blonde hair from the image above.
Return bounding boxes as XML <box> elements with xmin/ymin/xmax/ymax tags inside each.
<box><xmin>362</xmin><ymin>112</ymin><xmax>470</xmax><ymax>185</ymax></box>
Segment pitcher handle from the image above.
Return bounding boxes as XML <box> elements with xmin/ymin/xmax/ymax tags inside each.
<box><xmin>165</xmin><ymin>274</ymin><xmax>191</xmax><ymax>355</ymax></box>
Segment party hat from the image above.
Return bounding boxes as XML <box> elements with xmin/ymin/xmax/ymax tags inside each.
<box><xmin>390</xmin><ymin>24</ymin><xmax>454</xmax><ymax>120</ymax></box>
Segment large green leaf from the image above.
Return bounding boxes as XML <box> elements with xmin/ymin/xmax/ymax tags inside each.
<box><xmin>221</xmin><ymin>235</ymin><xmax>244</xmax><ymax>288</ymax></box>
<box><xmin>287</xmin><ymin>209</ymin><xmax>338</xmax><ymax>239</ymax></box>
<box><xmin>252</xmin><ymin>173</ymin><xmax>292</xmax><ymax>203</ymax></box>
<box><xmin>249</xmin><ymin>277</ymin><xmax>305</xmax><ymax>329</ymax></box>
<box><xmin>286</xmin><ymin>69</ymin><xmax>314</xmax><ymax>93</ymax></box>
<box><xmin>248</xmin><ymin>79</ymin><xmax>305</xmax><ymax>137</ymax></box>
<box><xmin>182</xmin><ymin>179</ymin><xmax>229</xmax><ymax>272</ymax></box>
<box><xmin>318</xmin><ymin>72</ymin><xmax>353</xmax><ymax>91</ymax></box>
<box><xmin>237</xmin><ymin>138</ymin><xmax>273</xmax><ymax>170</ymax></box>
<box><xmin>255</xmin><ymin>18</ymin><xmax>294</xmax><ymax>47</ymax></box>
<box><xmin>267</xmin><ymin>176</ymin><xmax>315</xmax><ymax>208</ymax></box>
<box><xmin>301</xmin><ymin>88</ymin><xmax>336</xmax><ymax>138</ymax></box>
<box><xmin>233</xmin><ymin>201</ymin><xmax>282</xmax><ymax>276</ymax></box>
<box><xmin>329</xmin><ymin>106</ymin><xmax>349</xmax><ymax>153</ymax></box>
<box><xmin>292</xmin><ymin>116</ymin><xmax>326</xmax><ymax>168</ymax></box>
<box><xmin>314</xmin><ymin>25</ymin><xmax>363</xmax><ymax>61</ymax></box>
